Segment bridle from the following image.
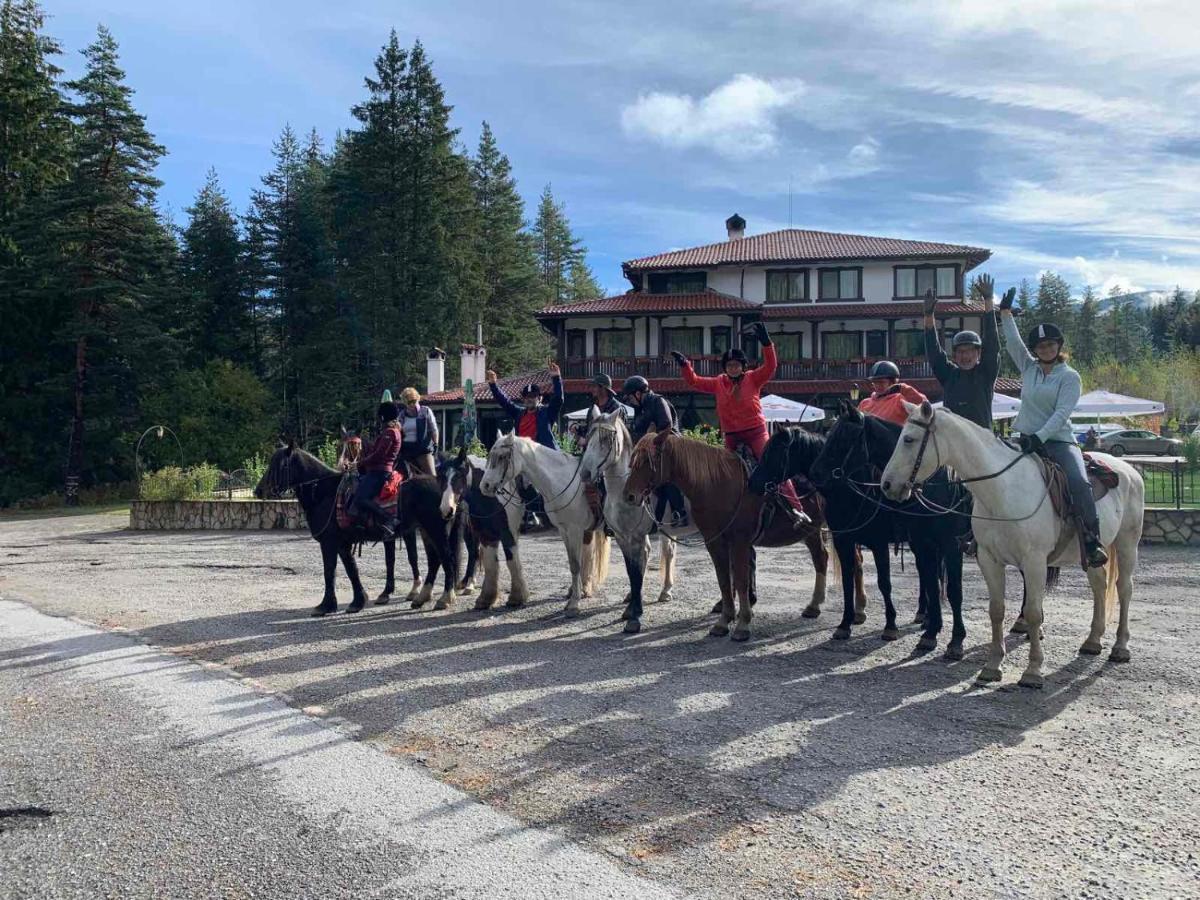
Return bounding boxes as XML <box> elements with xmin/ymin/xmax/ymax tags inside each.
<box><xmin>900</xmin><ymin>415</ymin><xmax>939</xmax><ymax>494</ymax></box>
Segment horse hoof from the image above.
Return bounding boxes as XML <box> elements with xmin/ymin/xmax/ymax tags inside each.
<box><xmin>1010</xmin><ymin>618</ymin><xmax>1028</xmax><ymax>635</ymax></box>
<box><xmin>916</xmin><ymin>635</ymin><xmax>937</xmax><ymax>652</ymax></box>
<box><xmin>456</xmin><ymin>583</ymin><xmax>475</xmax><ymax>597</ymax></box>
<box><xmin>801</xmin><ymin>605</ymin><xmax>821</xmax><ymax>619</ymax></box>
<box><xmin>474</xmin><ymin>596</ymin><xmax>496</xmax><ymax>611</ymax></box>
<box><xmin>709</xmin><ymin>600</ymin><xmax>724</xmax><ymax>615</ymax></box>
<box><xmin>505</xmin><ymin>597</ymin><xmax>527</xmax><ymax>609</ymax></box>
<box><xmin>881</xmin><ymin>628</ymin><xmax>900</xmax><ymax>642</ymax></box>
<box><xmin>1018</xmin><ymin>672</ymin><xmax>1044</xmax><ymax>690</ymax></box>
<box><xmin>853</xmin><ymin>612</ymin><xmax>866</xmax><ymax>625</ymax></box>
<box><xmin>944</xmin><ymin>643</ymin><xmax>964</xmax><ymax>661</ymax></box>
<box><xmin>1109</xmin><ymin>646</ymin><xmax>1131</xmax><ymax>663</ymax></box>
<box><xmin>709</xmin><ymin>623</ymin><xmax>730</xmax><ymax>638</ymax></box>
<box><xmin>976</xmin><ymin>667</ymin><xmax>1002</xmax><ymax>683</ymax></box>
<box><xmin>1079</xmin><ymin>640</ymin><xmax>1103</xmax><ymax>656</ymax></box>
<box><xmin>345</xmin><ymin>602</ymin><xmax>365</xmax><ymax>614</ymax></box>
<box><xmin>310</xmin><ymin>603</ymin><xmax>336</xmax><ymax>618</ymax></box>
<box><xmin>623</xmin><ymin>618</ymin><xmax>642</xmax><ymax>635</ymax></box>
<box><xmin>832</xmin><ymin>627</ymin><xmax>851</xmax><ymax>641</ymax></box>
<box><xmin>410</xmin><ymin>599</ymin><xmax>427</xmax><ymax>610</ymax></box>
<box><xmin>656</xmin><ymin>591</ymin><xmax>673</xmax><ymax>604</ymax></box>
<box><xmin>912</xmin><ymin>613</ymin><xmax>925</xmax><ymax>625</ymax></box>
<box><xmin>434</xmin><ymin>595</ymin><xmax>454</xmax><ymax>611</ymax></box>
<box><xmin>374</xmin><ymin>593</ymin><xmax>392</xmax><ymax>607</ymax></box>
<box><xmin>619</xmin><ymin>607</ymin><xmax>634</xmax><ymax>621</ymax></box>
<box><xmin>731</xmin><ymin>628</ymin><xmax>751</xmax><ymax>643</ymax></box>
<box><xmin>564</xmin><ymin>606</ymin><xmax>581</xmax><ymax>619</ymax></box>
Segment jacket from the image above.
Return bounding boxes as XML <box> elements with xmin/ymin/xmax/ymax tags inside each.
<box><xmin>398</xmin><ymin>404</ymin><xmax>439</xmax><ymax>458</ymax></box>
<box><xmin>858</xmin><ymin>383</ymin><xmax>929</xmax><ymax>427</ymax></box>
<box><xmin>1002</xmin><ymin>313</ymin><xmax>1079</xmax><ymax>444</ymax></box>
<box><xmin>489</xmin><ymin>376</ymin><xmax>564</xmax><ymax>450</ymax></box>
<box><xmin>359</xmin><ymin>422</ymin><xmax>402</xmax><ymax>473</ymax></box>
<box><xmin>924</xmin><ymin>310</ymin><xmax>999</xmax><ymax>429</ymax></box>
<box><xmin>681</xmin><ymin>343</ymin><xmax>776</xmax><ymax>435</ymax></box>
<box><xmin>630</xmin><ymin>391</ymin><xmax>679</xmax><ymax>443</ymax></box>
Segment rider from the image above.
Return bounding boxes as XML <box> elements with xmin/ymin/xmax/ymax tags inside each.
<box><xmin>398</xmin><ymin>386</ymin><xmax>439</xmax><ymax>476</ymax></box>
<box><xmin>350</xmin><ymin>400</ymin><xmax>402</xmax><ymax>537</ymax></box>
<box><xmin>588</xmin><ymin>374</ymin><xmax>624</xmax><ymax>419</ymax></box>
<box><xmin>857</xmin><ymin>361</ymin><xmax>928</xmax><ymax>426</ymax></box>
<box><xmin>998</xmin><ymin>290</ymin><xmax>1108</xmax><ymax>568</ymax></box>
<box><xmin>671</xmin><ymin>321</ymin><xmax>808</xmax><ymax>528</ymax></box>
<box><xmin>923</xmin><ymin>279</ymin><xmax>1003</xmax><ymax>430</ymax></box>
<box><xmin>487</xmin><ymin>362</ymin><xmax>563</xmax><ymax>522</ymax></box>
<box><xmin>621</xmin><ymin>375</ymin><xmax>688</xmax><ymax>527</ymax></box>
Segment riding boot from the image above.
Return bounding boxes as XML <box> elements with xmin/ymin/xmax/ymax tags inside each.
<box><xmin>957</xmin><ymin>529</ymin><xmax>977</xmax><ymax>557</ymax></box>
<box><xmin>1084</xmin><ymin>536</ymin><xmax>1108</xmax><ymax>568</ymax></box>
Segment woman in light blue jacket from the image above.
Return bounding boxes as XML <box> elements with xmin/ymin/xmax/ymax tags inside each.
<box><xmin>998</xmin><ymin>291</ymin><xmax>1107</xmax><ymax>567</ymax></box>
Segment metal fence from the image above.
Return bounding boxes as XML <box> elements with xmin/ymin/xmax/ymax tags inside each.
<box><xmin>1124</xmin><ymin>458</ymin><xmax>1199</xmax><ymax>509</ymax></box>
<box><xmin>210</xmin><ymin>468</ymin><xmax>258</xmax><ymax>500</ymax></box>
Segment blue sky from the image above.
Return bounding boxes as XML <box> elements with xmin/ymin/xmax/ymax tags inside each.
<box><xmin>47</xmin><ymin>0</ymin><xmax>1200</xmax><ymax>298</ymax></box>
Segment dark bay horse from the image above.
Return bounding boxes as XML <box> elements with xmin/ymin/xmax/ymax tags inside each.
<box><xmin>625</xmin><ymin>430</ymin><xmax>830</xmax><ymax>642</ymax></box>
<box><xmin>255</xmin><ymin>443</ymin><xmax>460</xmax><ymax>616</ymax></box>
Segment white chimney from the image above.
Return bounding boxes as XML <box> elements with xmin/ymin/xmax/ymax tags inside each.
<box><xmin>426</xmin><ymin>347</ymin><xmax>446</xmax><ymax>394</ymax></box>
<box><xmin>726</xmin><ymin>213</ymin><xmax>746</xmax><ymax>241</ymax></box>
<box><xmin>460</xmin><ymin>342</ymin><xmax>487</xmax><ymax>389</ymax></box>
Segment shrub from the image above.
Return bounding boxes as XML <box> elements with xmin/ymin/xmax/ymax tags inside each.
<box><xmin>315</xmin><ymin>436</ymin><xmax>341</xmax><ymax>469</ymax></box>
<box><xmin>1182</xmin><ymin>437</ymin><xmax>1200</xmax><ymax>472</ymax></box>
<box><xmin>683</xmin><ymin>424</ymin><xmax>722</xmax><ymax>447</ymax></box>
<box><xmin>139</xmin><ymin>464</ymin><xmax>223</xmax><ymax>500</ymax></box>
<box><xmin>242</xmin><ymin>451</ymin><xmax>268</xmax><ymax>485</ymax></box>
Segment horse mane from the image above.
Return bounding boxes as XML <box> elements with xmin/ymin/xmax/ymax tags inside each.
<box><xmin>662</xmin><ymin>432</ymin><xmax>743</xmax><ymax>488</ymax></box>
<box><xmin>785</xmin><ymin>427</ymin><xmax>826</xmax><ymax>472</ymax></box>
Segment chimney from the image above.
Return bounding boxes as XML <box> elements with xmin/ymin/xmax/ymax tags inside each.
<box><xmin>460</xmin><ymin>342</ymin><xmax>487</xmax><ymax>389</ymax></box>
<box><xmin>426</xmin><ymin>347</ymin><xmax>446</xmax><ymax>394</ymax></box>
<box><xmin>726</xmin><ymin>213</ymin><xmax>746</xmax><ymax>241</ymax></box>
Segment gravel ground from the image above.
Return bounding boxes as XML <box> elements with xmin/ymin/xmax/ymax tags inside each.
<box><xmin>2</xmin><ymin>510</ymin><xmax>1199</xmax><ymax>898</ymax></box>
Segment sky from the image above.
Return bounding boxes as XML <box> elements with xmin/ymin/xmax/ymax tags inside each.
<box><xmin>45</xmin><ymin>0</ymin><xmax>1200</xmax><ymax>299</ymax></box>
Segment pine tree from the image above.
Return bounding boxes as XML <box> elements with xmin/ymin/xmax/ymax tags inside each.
<box><xmin>1104</xmin><ymin>284</ymin><xmax>1139</xmax><ymax>362</ymax></box>
<box><xmin>1074</xmin><ymin>285</ymin><xmax>1099</xmax><ymax>365</ymax></box>
<box><xmin>1033</xmin><ymin>271</ymin><xmax>1074</xmax><ymax>345</ymax></box>
<box><xmin>532</xmin><ymin>184</ymin><xmax>596</xmax><ymax>305</ymax></box>
<box><xmin>469</xmin><ymin>121</ymin><xmax>546</xmax><ymax>374</ymax></box>
<box><xmin>1016</xmin><ymin>278</ymin><xmax>1034</xmax><ymax>314</ymax></box>
<box><xmin>1167</xmin><ymin>286</ymin><xmax>1190</xmax><ymax>349</ymax></box>
<box><xmin>566</xmin><ymin>257</ymin><xmax>602</xmax><ymax>302</ymax></box>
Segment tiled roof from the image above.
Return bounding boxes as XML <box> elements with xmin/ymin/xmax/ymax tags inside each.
<box><xmin>761</xmin><ymin>302</ymin><xmax>982</xmax><ymax>320</ymax></box>
<box><xmin>623</xmin><ymin>228</ymin><xmax>990</xmax><ymax>272</ymax></box>
<box><xmin>424</xmin><ymin>368</ymin><xmax>555</xmax><ymax>405</ymax></box>
<box><xmin>536</xmin><ymin>290</ymin><xmax>760</xmax><ymax>318</ymax></box>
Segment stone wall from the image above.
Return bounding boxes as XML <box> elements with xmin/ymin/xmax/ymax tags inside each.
<box><xmin>130</xmin><ymin>500</ymin><xmax>306</xmax><ymax>531</ymax></box>
<box><xmin>1141</xmin><ymin>508</ymin><xmax>1200</xmax><ymax>546</ymax></box>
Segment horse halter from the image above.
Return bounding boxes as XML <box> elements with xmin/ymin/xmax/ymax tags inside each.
<box><xmin>583</xmin><ymin>420</ymin><xmax>620</xmax><ymax>479</ymax></box>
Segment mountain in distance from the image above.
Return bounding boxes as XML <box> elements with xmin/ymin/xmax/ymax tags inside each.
<box><xmin>1092</xmin><ymin>289</ymin><xmax>1170</xmax><ymax>313</ymax></box>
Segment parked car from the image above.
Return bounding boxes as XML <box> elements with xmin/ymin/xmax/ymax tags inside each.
<box><xmin>1073</xmin><ymin>423</ymin><xmax>1123</xmax><ymax>446</ymax></box>
<box><xmin>1094</xmin><ymin>429</ymin><xmax>1183</xmax><ymax>456</ymax></box>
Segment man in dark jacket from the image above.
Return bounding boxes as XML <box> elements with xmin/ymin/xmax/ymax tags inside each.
<box><xmin>486</xmin><ymin>362</ymin><xmax>563</xmax><ymax>449</ymax></box>
<box><xmin>621</xmin><ymin>376</ymin><xmax>687</xmax><ymax>526</ymax></box>
<box><xmin>923</xmin><ymin>279</ymin><xmax>1005</xmax><ymax>430</ymax></box>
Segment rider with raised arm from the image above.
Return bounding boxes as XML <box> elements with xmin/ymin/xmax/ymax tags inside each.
<box><xmin>621</xmin><ymin>375</ymin><xmax>688</xmax><ymax>527</ymax></box>
<box><xmin>671</xmin><ymin>322</ymin><xmax>808</xmax><ymax>527</ymax></box>
<box><xmin>487</xmin><ymin>362</ymin><xmax>563</xmax><ymax>524</ymax></box>
<box><xmin>998</xmin><ymin>290</ymin><xmax>1108</xmax><ymax>568</ymax></box>
<box><xmin>923</xmin><ymin>277</ymin><xmax>1003</xmax><ymax>430</ymax></box>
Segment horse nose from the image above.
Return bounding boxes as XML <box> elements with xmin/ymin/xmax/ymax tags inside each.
<box><xmin>882</xmin><ymin>479</ymin><xmax>892</xmax><ymax>493</ymax></box>
<box><xmin>625</xmin><ymin>493</ymin><xmax>636</xmax><ymax>503</ymax></box>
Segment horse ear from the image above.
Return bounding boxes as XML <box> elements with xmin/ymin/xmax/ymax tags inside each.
<box><xmin>456</xmin><ymin>445</ymin><xmax>468</xmax><ymax>463</ymax></box>
<box><xmin>653</xmin><ymin>429</ymin><xmax>671</xmax><ymax>449</ymax></box>
<box><xmin>340</xmin><ymin>425</ymin><xmax>349</xmax><ymax>439</ymax></box>
<box><xmin>286</xmin><ymin>436</ymin><xmax>296</xmax><ymax>453</ymax></box>
<box><xmin>920</xmin><ymin>400</ymin><xmax>934</xmax><ymax>420</ymax></box>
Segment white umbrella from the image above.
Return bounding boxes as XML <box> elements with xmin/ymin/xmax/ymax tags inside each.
<box><xmin>759</xmin><ymin>394</ymin><xmax>826</xmax><ymax>423</ymax></box>
<box><xmin>933</xmin><ymin>394</ymin><xmax>1021</xmax><ymax>421</ymax></box>
<box><xmin>565</xmin><ymin>402</ymin><xmax>636</xmax><ymax>421</ymax></box>
<box><xmin>1073</xmin><ymin>389</ymin><xmax>1164</xmax><ymax>417</ymax></box>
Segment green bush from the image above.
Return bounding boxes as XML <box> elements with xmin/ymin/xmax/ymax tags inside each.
<box><xmin>683</xmin><ymin>424</ymin><xmax>722</xmax><ymax>447</ymax></box>
<box><xmin>139</xmin><ymin>464</ymin><xmax>223</xmax><ymax>500</ymax></box>
<box><xmin>452</xmin><ymin>436</ymin><xmax>487</xmax><ymax>459</ymax></box>
<box><xmin>242</xmin><ymin>451</ymin><xmax>268</xmax><ymax>485</ymax></box>
<box><xmin>1182</xmin><ymin>437</ymin><xmax>1200</xmax><ymax>472</ymax></box>
<box><xmin>315</xmin><ymin>436</ymin><xmax>341</xmax><ymax>469</ymax></box>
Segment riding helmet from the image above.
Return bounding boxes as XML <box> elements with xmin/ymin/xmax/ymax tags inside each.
<box><xmin>621</xmin><ymin>375</ymin><xmax>650</xmax><ymax>397</ymax></box>
<box><xmin>520</xmin><ymin>383</ymin><xmax>543</xmax><ymax>398</ymax></box>
<box><xmin>951</xmin><ymin>330</ymin><xmax>982</xmax><ymax>348</ymax></box>
<box><xmin>377</xmin><ymin>400</ymin><xmax>400</xmax><ymax>421</ymax></box>
<box><xmin>868</xmin><ymin>360</ymin><xmax>901</xmax><ymax>379</ymax></box>
<box><xmin>1027</xmin><ymin>322</ymin><xmax>1064</xmax><ymax>348</ymax></box>
<box><xmin>721</xmin><ymin>348</ymin><xmax>749</xmax><ymax>368</ymax></box>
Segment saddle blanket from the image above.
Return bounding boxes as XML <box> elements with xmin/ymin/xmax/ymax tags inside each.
<box><xmin>335</xmin><ymin>470</ymin><xmax>404</xmax><ymax>530</ymax></box>
<box><xmin>1039</xmin><ymin>453</ymin><xmax>1118</xmax><ymax>523</ymax></box>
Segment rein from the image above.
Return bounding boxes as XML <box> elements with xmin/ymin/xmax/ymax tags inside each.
<box><xmin>632</xmin><ymin>437</ymin><xmax>750</xmax><ymax>548</ymax></box>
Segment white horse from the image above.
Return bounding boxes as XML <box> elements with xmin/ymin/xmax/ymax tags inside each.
<box><xmin>480</xmin><ymin>432</ymin><xmax>610</xmax><ymax>615</ymax></box>
<box><xmin>579</xmin><ymin>409</ymin><xmax>692</xmax><ymax>633</ymax></box>
<box><xmin>880</xmin><ymin>400</ymin><xmax>1144</xmax><ymax>688</ymax></box>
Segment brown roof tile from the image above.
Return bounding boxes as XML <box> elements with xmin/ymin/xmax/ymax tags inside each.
<box><xmin>623</xmin><ymin>228</ymin><xmax>990</xmax><ymax>272</ymax></box>
<box><xmin>537</xmin><ymin>290</ymin><xmax>761</xmax><ymax>318</ymax></box>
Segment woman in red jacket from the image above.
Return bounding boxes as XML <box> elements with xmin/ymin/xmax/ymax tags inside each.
<box><xmin>671</xmin><ymin>322</ymin><xmax>807</xmax><ymax>526</ymax></box>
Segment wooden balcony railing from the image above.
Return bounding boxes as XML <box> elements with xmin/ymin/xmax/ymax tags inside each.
<box><xmin>562</xmin><ymin>356</ymin><xmax>934</xmax><ymax>382</ymax></box>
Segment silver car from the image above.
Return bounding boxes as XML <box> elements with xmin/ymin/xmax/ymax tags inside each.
<box><xmin>1095</xmin><ymin>429</ymin><xmax>1182</xmax><ymax>456</ymax></box>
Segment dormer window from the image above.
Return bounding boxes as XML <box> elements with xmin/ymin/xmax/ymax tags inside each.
<box><xmin>647</xmin><ymin>271</ymin><xmax>707</xmax><ymax>294</ymax></box>
<box><xmin>894</xmin><ymin>264</ymin><xmax>959</xmax><ymax>299</ymax></box>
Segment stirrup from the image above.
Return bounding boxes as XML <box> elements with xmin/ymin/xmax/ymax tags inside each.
<box><xmin>1085</xmin><ymin>542</ymin><xmax>1108</xmax><ymax>569</ymax></box>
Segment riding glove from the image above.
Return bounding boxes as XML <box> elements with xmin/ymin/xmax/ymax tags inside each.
<box><xmin>751</xmin><ymin>322</ymin><xmax>771</xmax><ymax>345</ymax></box>
<box><xmin>669</xmin><ymin>350</ymin><xmax>688</xmax><ymax>365</ymax></box>
<box><xmin>998</xmin><ymin>287</ymin><xmax>1017</xmax><ymax>311</ymax></box>
<box><xmin>921</xmin><ymin>289</ymin><xmax>938</xmax><ymax>316</ymax></box>
<box><xmin>1018</xmin><ymin>433</ymin><xmax>1044</xmax><ymax>454</ymax></box>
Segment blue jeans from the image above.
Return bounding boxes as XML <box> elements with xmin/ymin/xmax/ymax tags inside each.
<box><xmin>1043</xmin><ymin>440</ymin><xmax>1099</xmax><ymax>538</ymax></box>
<box><xmin>351</xmin><ymin>470</ymin><xmax>389</xmax><ymax>521</ymax></box>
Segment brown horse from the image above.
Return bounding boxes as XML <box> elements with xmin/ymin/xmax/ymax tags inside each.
<box><xmin>625</xmin><ymin>429</ymin><xmax>846</xmax><ymax>642</ymax></box>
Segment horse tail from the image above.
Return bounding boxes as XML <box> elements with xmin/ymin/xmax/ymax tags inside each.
<box><xmin>580</xmin><ymin>529</ymin><xmax>611</xmax><ymax>596</ymax></box>
<box><xmin>1104</xmin><ymin>546</ymin><xmax>1120</xmax><ymax>624</ymax></box>
<box><xmin>825</xmin><ymin>529</ymin><xmax>840</xmax><ymax>580</ymax></box>
<box><xmin>1045</xmin><ymin>566</ymin><xmax>1060</xmax><ymax>593</ymax></box>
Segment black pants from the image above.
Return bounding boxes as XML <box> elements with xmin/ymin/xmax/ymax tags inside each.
<box><xmin>351</xmin><ymin>470</ymin><xmax>390</xmax><ymax>522</ymax></box>
<box><xmin>654</xmin><ymin>483</ymin><xmax>686</xmax><ymax>522</ymax></box>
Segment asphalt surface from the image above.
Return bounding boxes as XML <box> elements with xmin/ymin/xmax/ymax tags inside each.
<box><xmin>2</xmin><ymin>510</ymin><xmax>1199</xmax><ymax>898</ymax></box>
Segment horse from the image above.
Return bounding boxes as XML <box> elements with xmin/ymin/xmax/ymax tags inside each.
<box><xmin>578</xmin><ymin>410</ymin><xmax>689</xmax><ymax>634</ymax></box>
<box><xmin>624</xmin><ymin>430</ymin><xmax>830</xmax><ymax>642</ymax></box>
<box><xmin>754</xmin><ymin>407</ymin><xmax>968</xmax><ymax>655</ymax></box>
<box><xmin>254</xmin><ymin>442</ymin><xmax>460</xmax><ymax>616</ymax></box>
<box><xmin>479</xmin><ymin>432</ymin><xmax>610</xmax><ymax>616</ymax></box>
<box><xmin>438</xmin><ymin>448</ymin><xmax>529</xmax><ymax>610</ymax></box>
<box><xmin>880</xmin><ymin>400</ymin><xmax>1144</xmax><ymax>687</ymax></box>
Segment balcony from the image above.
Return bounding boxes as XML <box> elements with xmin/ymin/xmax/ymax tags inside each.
<box><xmin>562</xmin><ymin>356</ymin><xmax>935</xmax><ymax>382</ymax></box>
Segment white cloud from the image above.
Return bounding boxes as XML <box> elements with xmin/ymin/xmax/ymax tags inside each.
<box><xmin>848</xmin><ymin>136</ymin><xmax>879</xmax><ymax>166</ymax></box>
<box><xmin>620</xmin><ymin>74</ymin><xmax>805</xmax><ymax>157</ymax></box>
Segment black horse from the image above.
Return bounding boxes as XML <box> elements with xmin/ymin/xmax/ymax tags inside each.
<box><xmin>751</xmin><ymin>406</ymin><xmax>969</xmax><ymax>657</ymax></box>
<box><xmin>255</xmin><ymin>442</ymin><xmax>460</xmax><ymax>617</ymax></box>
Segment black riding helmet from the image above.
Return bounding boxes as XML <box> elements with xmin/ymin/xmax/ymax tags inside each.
<box><xmin>1027</xmin><ymin>322</ymin><xmax>1064</xmax><ymax>349</ymax></box>
<box><xmin>951</xmin><ymin>330</ymin><xmax>982</xmax><ymax>348</ymax></box>
<box><xmin>621</xmin><ymin>375</ymin><xmax>650</xmax><ymax>397</ymax></box>
<box><xmin>520</xmin><ymin>383</ymin><xmax>542</xmax><ymax>399</ymax></box>
<box><xmin>868</xmin><ymin>360</ymin><xmax>900</xmax><ymax>379</ymax></box>
<box><xmin>377</xmin><ymin>400</ymin><xmax>400</xmax><ymax>421</ymax></box>
<box><xmin>721</xmin><ymin>348</ymin><xmax>748</xmax><ymax>368</ymax></box>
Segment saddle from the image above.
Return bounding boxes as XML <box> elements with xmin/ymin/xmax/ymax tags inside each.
<box><xmin>335</xmin><ymin>469</ymin><xmax>404</xmax><ymax>530</ymax></box>
<box><xmin>1031</xmin><ymin>451</ymin><xmax>1118</xmax><ymax>569</ymax></box>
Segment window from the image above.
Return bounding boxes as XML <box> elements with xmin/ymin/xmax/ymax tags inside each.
<box><xmin>823</xmin><ymin>332</ymin><xmax>862</xmax><ymax>359</ymax></box>
<box><xmin>710</xmin><ymin>326</ymin><xmax>731</xmax><ymax>356</ymax></box>
<box><xmin>766</xmin><ymin>269</ymin><xmax>808</xmax><ymax>303</ymax></box>
<box><xmin>773</xmin><ymin>333</ymin><xmax>802</xmax><ymax>360</ymax></box>
<box><xmin>894</xmin><ymin>264</ymin><xmax>960</xmax><ymax>299</ymax></box>
<box><xmin>566</xmin><ymin>330</ymin><xmax>586</xmax><ymax>359</ymax></box>
<box><xmin>892</xmin><ymin>329</ymin><xmax>924</xmax><ymax>358</ymax></box>
<box><xmin>818</xmin><ymin>267</ymin><xmax>862</xmax><ymax>301</ymax></box>
<box><xmin>661</xmin><ymin>327</ymin><xmax>703</xmax><ymax>357</ymax></box>
<box><xmin>648</xmin><ymin>271</ymin><xmax>707</xmax><ymax>294</ymax></box>
<box><xmin>866</xmin><ymin>330</ymin><xmax>887</xmax><ymax>357</ymax></box>
<box><xmin>595</xmin><ymin>329</ymin><xmax>633</xmax><ymax>358</ymax></box>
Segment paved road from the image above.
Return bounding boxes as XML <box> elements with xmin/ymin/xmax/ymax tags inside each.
<box><xmin>2</xmin><ymin>511</ymin><xmax>1199</xmax><ymax>898</ymax></box>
